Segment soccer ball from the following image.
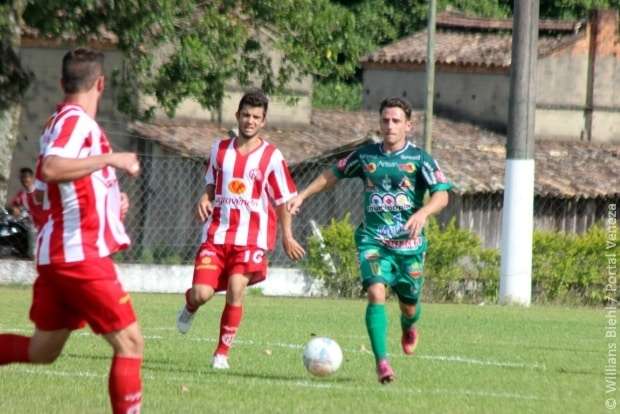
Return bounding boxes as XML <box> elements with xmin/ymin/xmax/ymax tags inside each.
<box><xmin>302</xmin><ymin>337</ymin><xmax>343</xmax><ymax>377</ymax></box>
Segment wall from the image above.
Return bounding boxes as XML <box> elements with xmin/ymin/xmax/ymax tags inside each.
<box><xmin>0</xmin><ymin>259</ymin><xmax>325</xmax><ymax>296</ymax></box>
<box><xmin>363</xmin><ymin>67</ymin><xmax>511</xmax><ymax>131</ymax></box>
<box><xmin>9</xmin><ymin>46</ymin><xmax>130</xmax><ymax>198</ymax></box>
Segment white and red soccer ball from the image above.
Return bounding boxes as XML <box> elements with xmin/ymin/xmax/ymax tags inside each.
<box><xmin>303</xmin><ymin>337</ymin><xmax>343</xmax><ymax>377</ymax></box>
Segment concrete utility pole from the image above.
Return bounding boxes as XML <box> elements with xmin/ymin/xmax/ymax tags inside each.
<box><xmin>499</xmin><ymin>0</ymin><xmax>539</xmax><ymax>306</ymax></box>
<box><xmin>423</xmin><ymin>0</ymin><xmax>436</xmax><ymax>153</ymax></box>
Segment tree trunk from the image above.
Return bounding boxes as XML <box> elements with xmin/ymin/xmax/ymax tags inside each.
<box><xmin>0</xmin><ymin>105</ymin><xmax>21</xmax><ymax>205</ymax></box>
<box><xmin>0</xmin><ymin>0</ymin><xmax>27</xmax><ymax>205</ymax></box>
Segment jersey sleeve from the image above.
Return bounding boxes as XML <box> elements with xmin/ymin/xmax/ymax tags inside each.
<box><xmin>331</xmin><ymin>150</ymin><xmax>363</xmax><ymax>179</ymax></box>
<box><xmin>266</xmin><ymin>149</ymin><xmax>297</xmax><ymax>206</ymax></box>
<box><xmin>204</xmin><ymin>141</ymin><xmax>219</xmax><ymax>186</ymax></box>
<box><xmin>420</xmin><ymin>152</ymin><xmax>453</xmax><ymax>193</ymax></box>
<box><xmin>43</xmin><ymin>115</ymin><xmax>91</xmax><ymax>159</ymax></box>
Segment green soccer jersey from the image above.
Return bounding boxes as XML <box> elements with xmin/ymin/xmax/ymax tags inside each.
<box><xmin>331</xmin><ymin>142</ymin><xmax>452</xmax><ymax>255</ymax></box>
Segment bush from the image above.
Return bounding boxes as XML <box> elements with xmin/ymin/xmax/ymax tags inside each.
<box><xmin>302</xmin><ymin>215</ymin><xmax>615</xmax><ymax>305</ymax></box>
<box><xmin>302</xmin><ymin>214</ymin><xmax>363</xmax><ymax>298</ymax></box>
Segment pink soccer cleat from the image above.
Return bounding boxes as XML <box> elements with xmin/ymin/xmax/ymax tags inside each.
<box><xmin>401</xmin><ymin>326</ymin><xmax>419</xmax><ymax>355</ymax></box>
<box><xmin>376</xmin><ymin>359</ymin><xmax>395</xmax><ymax>384</ymax></box>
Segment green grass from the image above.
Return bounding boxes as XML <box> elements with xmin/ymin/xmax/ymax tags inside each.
<box><xmin>0</xmin><ymin>286</ymin><xmax>610</xmax><ymax>413</ymax></box>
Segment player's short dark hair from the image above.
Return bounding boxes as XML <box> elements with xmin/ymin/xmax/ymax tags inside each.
<box><xmin>237</xmin><ymin>90</ymin><xmax>269</xmax><ymax>116</ymax></box>
<box><xmin>19</xmin><ymin>167</ymin><xmax>33</xmax><ymax>176</ymax></box>
<box><xmin>61</xmin><ymin>48</ymin><xmax>104</xmax><ymax>94</ymax></box>
<box><xmin>379</xmin><ymin>97</ymin><xmax>412</xmax><ymax>120</ymax></box>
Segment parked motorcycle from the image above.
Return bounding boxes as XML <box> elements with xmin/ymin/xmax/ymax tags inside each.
<box><xmin>0</xmin><ymin>207</ymin><xmax>32</xmax><ymax>259</ymax></box>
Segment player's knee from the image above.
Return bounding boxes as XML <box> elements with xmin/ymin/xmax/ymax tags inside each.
<box><xmin>192</xmin><ymin>285</ymin><xmax>214</xmax><ymax>305</ymax></box>
<box><xmin>401</xmin><ymin>304</ymin><xmax>416</xmax><ymax>318</ymax></box>
<box><xmin>114</xmin><ymin>332</ymin><xmax>144</xmax><ymax>357</ymax></box>
<box><xmin>367</xmin><ymin>284</ymin><xmax>386</xmax><ymax>303</ymax></box>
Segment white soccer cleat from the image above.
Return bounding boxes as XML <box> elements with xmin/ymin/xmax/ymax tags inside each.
<box><xmin>212</xmin><ymin>354</ymin><xmax>230</xmax><ymax>370</ymax></box>
<box><xmin>176</xmin><ymin>306</ymin><xmax>195</xmax><ymax>334</ymax></box>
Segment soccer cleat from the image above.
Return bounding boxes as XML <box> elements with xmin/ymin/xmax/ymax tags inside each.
<box><xmin>401</xmin><ymin>326</ymin><xmax>419</xmax><ymax>355</ymax></box>
<box><xmin>176</xmin><ymin>306</ymin><xmax>195</xmax><ymax>334</ymax></box>
<box><xmin>212</xmin><ymin>354</ymin><xmax>230</xmax><ymax>370</ymax></box>
<box><xmin>376</xmin><ymin>359</ymin><xmax>395</xmax><ymax>384</ymax></box>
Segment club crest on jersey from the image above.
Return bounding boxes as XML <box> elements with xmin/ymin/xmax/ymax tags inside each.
<box><xmin>364</xmin><ymin>162</ymin><xmax>377</xmax><ymax>174</ymax></box>
<box><xmin>399</xmin><ymin>163</ymin><xmax>416</xmax><ymax>173</ymax></box>
<box><xmin>407</xmin><ymin>263</ymin><xmax>423</xmax><ymax>278</ymax></box>
<box><xmin>228</xmin><ymin>179</ymin><xmax>247</xmax><ymax>195</ymax></box>
<box><xmin>399</xmin><ymin>177</ymin><xmax>412</xmax><ymax>189</ymax></box>
<box><xmin>248</xmin><ymin>168</ymin><xmax>263</xmax><ymax>181</ymax></box>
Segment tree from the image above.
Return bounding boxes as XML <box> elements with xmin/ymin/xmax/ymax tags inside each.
<box><xmin>0</xmin><ymin>0</ymin><xmax>370</xmax><ymax>202</ymax></box>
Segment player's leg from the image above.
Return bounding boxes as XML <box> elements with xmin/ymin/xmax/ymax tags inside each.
<box><xmin>394</xmin><ymin>254</ymin><xmax>424</xmax><ymax>355</ymax></box>
<box><xmin>212</xmin><ymin>273</ymin><xmax>250</xmax><ymax>369</ymax></box>
<box><xmin>359</xmin><ymin>246</ymin><xmax>396</xmax><ymax>383</ymax></box>
<box><xmin>0</xmin><ymin>328</ymin><xmax>70</xmax><ymax>365</ymax></box>
<box><xmin>103</xmin><ymin>322</ymin><xmax>144</xmax><ymax>414</ymax></box>
<box><xmin>177</xmin><ymin>243</ymin><xmax>224</xmax><ymax>334</ymax></box>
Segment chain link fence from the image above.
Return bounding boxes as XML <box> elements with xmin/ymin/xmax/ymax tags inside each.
<box><xmin>116</xmin><ymin>153</ymin><xmax>612</xmax><ymax>267</ymax></box>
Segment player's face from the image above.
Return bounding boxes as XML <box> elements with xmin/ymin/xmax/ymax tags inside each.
<box><xmin>20</xmin><ymin>173</ymin><xmax>33</xmax><ymax>189</ymax></box>
<box><xmin>236</xmin><ymin>105</ymin><xmax>266</xmax><ymax>140</ymax></box>
<box><xmin>380</xmin><ymin>107</ymin><xmax>412</xmax><ymax>148</ymax></box>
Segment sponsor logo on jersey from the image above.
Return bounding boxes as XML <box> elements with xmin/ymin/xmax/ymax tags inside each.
<box><xmin>407</xmin><ymin>262</ymin><xmax>423</xmax><ymax>278</ymax></box>
<box><xmin>368</xmin><ymin>192</ymin><xmax>411</xmax><ymax>212</ymax></box>
<box><xmin>399</xmin><ymin>163</ymin><xmax>416</xmax><ymax>173</ymax></box>
<box><xmin>381</xmin><ymin>237</ymin><xmax>423</xmax><ymax>250</ymax></box>
<box><xmin>215</xmin><ymin>195</ymin><xmax>259</xmax><ymax>209</ymax></box>
<box><xmin>197</xmin><ymin>256</ymin><xmax>218</xmax><ymax>270</ymax></box>
<box><xmin>228</xmin><ymin>179</ymin><xmax>247</xmax><ymax>195</ymax></box>
<box><xmin>377</xmin><ymin>161</ymin><xmax>397</xmax><ymax>168</ymax></box>
<box><xmin>435</xmin><ymin>168</ymin><xmax>448</xmax><ymax>183</ymax></box>
<box><xmin>365</xmin><ymin>162</ymin><xmax>377</xmax><ymax>173</ymax></box>
<box><xmin>400</xmin><ymin>154</ymin><xmax>421</xmax><ymax>161</ymax></box>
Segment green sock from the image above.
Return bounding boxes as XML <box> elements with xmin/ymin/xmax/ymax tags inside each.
<box><xmin>365</xmin><ymin>303</ymin><xmax>388</xmax><ymax>362</ymax></box>
<box><xmin>401</xmin><ymin>304</ymin><xmax>422</xmax><ymax>332</ymax></box>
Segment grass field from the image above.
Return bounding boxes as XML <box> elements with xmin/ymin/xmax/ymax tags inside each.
<box><xmin>0</xmin><ymin>285</ymin><xmax>610</xmax><ymax>413</ymax></box>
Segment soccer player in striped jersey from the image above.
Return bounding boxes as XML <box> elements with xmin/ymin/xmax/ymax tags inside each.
<box><xmin>0</xmin><ymin>48</ymin><xmax>144</xmax><ymax>413</ymax></box>
<box><xmin>288</xmin><ymin>97</ymin><xmax>452</xmax><ymax>384</ymax></box>
<box><xmin>176</xmin><ymin>91</ymin><xmax>305</xmax><ymax>369</ymax></box>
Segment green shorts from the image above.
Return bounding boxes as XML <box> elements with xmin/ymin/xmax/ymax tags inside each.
<box><xmin>358</xmin><ymin>245</ymin><xmax>425</xmax><ymax>305</ymax></box>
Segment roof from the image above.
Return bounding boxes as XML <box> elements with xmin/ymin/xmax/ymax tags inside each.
<box><xmin>361</xmin><ymin>11</ymin><xmax>586</xmax><ymax>68</ymax></box>
<box><xmin>130</xmin><ymin>110</ymin><xmax>620</xmax><ymax>199</ymax></box>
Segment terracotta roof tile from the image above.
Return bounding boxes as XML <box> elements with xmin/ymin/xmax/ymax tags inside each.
<box><xmin>362</xmin><ymin>11</ymin><xmax>586</xmax><ymax>68</ymax></box>
<box><xmin>130</xmin><ymin>110</ymin><xmax>620</xmax><ymax>199</ymax></box>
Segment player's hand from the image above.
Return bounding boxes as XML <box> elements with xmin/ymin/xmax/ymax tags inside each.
<box><xmin>283</xmin><ymin>235</ymin><xmax>305</xmax><ymax>261</ymax></box>
<box><xmin>109</xmin><ymin>153</ymin><xmax>140</xmax><ymax>177</ymax></box>
<box><xmin>287</xmin><ymin>195</ymin><xmax>304</xmax><ymax>216</ymax></box>
<box><xmin>120</xmin><ymin>192</ymin><xmax>129</xmax><ymax>221</ymax></box>
<box><xmin>196</xmin><ymin>192</ymin><xmax>214</xmax><ymax>222</ymax></box>
<box><xmin>404</xmin><ymin>210</ymin><xmax>429</xmax><ymax>239</ymax></box>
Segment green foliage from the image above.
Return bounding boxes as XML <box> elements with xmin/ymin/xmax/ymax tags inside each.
<box><xmin>303</xmin><ymin>214</ymin><xmax>613</xmax><ymax>305</ymax></box>
<box><xmin>532</xmin><ymin>224</ymin><xmax>616</xmax><ymax>305</ymax></box>
<box><xmin>312</xmin><ymin>79</ymin><xmax>362</xmax><ymax>110</ymax></box>
<box><xmin>302</xmin><ymin>214</ymin><xmax>363</xmax><ymax>297</ymax></box>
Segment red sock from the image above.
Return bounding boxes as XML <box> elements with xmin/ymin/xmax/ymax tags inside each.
<box><xmin>215</xmin><ymin>304</ymin><xmax>243</xmax><ymax>356</ymax></box>
<box><xmin>185</xmin><ymin>289</ymin><xmax>198</xmax><ymax>313</ymax></box>
<box><xmin>0</xmin><ymin>334</ymin><xmax>30</xmax><ymax>365</ymax></box>
<box><xmin>109</xmin><ymin>356</ymin><xmax>142</xmax><ymax>414</ymax></box>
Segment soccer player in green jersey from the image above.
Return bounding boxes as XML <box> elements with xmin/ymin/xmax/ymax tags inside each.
<box><xmin>287</xmin><ymin>97</ymin><xmax>452</xmax><ymax>383</ymax></box>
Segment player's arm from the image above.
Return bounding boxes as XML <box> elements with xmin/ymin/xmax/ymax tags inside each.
<box><xmin>40</xmin><ymin>153</ymin><xmax>140</xmax><ymax>183</ymax></box>
<box><xmin>287</xmin><ymin>169</ymin><xmax>338</xmax><ymax>216</ymax></box>
<box><xmin>196</xmin><ymin>184</ymin><xmax>215</xmax><ymax>222</ymax></box>
<box><xmin>276</xmin><ymin>204</ymin><xmax>306</xmax><ymax>261</ymax></box>
<box><xmin>404</xmin><ymin>191</ymin><xmax>449</xmax><ymax>238</ymax></box>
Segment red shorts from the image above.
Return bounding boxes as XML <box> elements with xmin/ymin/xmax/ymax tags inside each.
<box><xmin>192</xmin><ymin>242</ymin><xmax>268</xmax><ymax>292</ymax></box>
<box><xmin>30</xmin><ymin>257</ymin><xmax>136</xmax><ymax>335</ymax></box>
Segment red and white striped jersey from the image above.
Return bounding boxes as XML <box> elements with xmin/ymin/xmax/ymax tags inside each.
<box><xmin>10</xmin><ymin>188</ymin><xmax>46</xmax><ymax>230</ymax></box>
<box><xmin>35</xmin><ymin>103</ymin><xmax>130</xmax><ymax>266</ymax></box>
<box><xmin>201</xmin><ymin>137</ymin><xmax>297</xmax><ymax>251</ymax></box>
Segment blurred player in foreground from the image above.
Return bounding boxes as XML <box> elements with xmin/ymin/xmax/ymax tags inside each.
<box><xmin>0</xmin><ymin>48</ymin><xmax>143</xmax><ymax>413</ymax></box>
